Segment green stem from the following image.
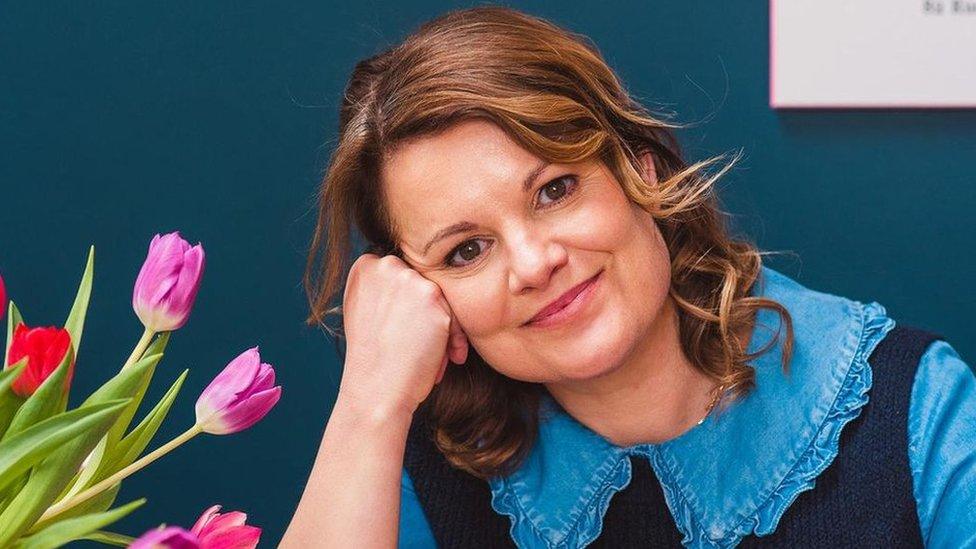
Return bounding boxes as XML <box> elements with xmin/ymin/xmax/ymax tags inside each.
<box><xmin>39</xmin><ymin>424</ymin><xmax>203</xmax><ymax>523</ymax></box>
<box><xmin>122</xmin><ymin>328</ymin><xmax>155</xmax><ymax>371</ymax></box>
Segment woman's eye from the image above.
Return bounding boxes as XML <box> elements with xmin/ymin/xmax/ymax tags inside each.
<box><xmin>444</xmin><ymin>239</ymin><xmax>489</xmax><ymax>268</ymax></box>
<box><xmin>537</xmin><ymin>175</ymin><xmax>578</xmax><ymax>207</ymax></box>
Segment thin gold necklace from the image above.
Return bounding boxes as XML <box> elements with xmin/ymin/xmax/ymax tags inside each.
<box><xmin>697</xmin><ymin>382</ymin><xmax>728</xmax><ymax>426</ymax></box>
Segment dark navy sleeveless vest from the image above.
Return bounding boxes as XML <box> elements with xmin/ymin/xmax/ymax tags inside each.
<box><xmin>403</xmin><ymin>325</ymin><xmax>942</xmax><ymax>548</ymax></box>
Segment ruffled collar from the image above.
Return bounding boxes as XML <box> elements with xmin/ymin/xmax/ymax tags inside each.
<box><xmin>487</xmin><ymin>265</ymin><xmax>896</xmax><ymax>548</ymax></box>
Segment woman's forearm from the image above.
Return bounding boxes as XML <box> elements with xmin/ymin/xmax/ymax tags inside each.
<box><xmin>280</xmin><ymin>392</ymin><xmax>415</xmax><ymax>548</ymax></box>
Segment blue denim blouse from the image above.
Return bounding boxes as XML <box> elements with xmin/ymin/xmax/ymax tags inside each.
<box><xmin>398</xmin><ymin>266</ymin><xmax>976</xmax><ymax>548</ymax></box>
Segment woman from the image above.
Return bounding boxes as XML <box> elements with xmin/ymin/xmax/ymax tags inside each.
<box><xmin>282</xmin><ymin>6</ymin><xmax>975</xmax><ymax>548</ymax></box>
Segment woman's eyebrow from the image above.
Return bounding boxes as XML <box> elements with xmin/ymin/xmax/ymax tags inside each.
<box><xmin>520</xmin><ymin>160</ymin><xmax>551</xmax><ymax>192</ymax></box>
<box><xmin>420</xmin><ymin>160</ymin><xmax>551</xmax><ymax>256</ymax></box>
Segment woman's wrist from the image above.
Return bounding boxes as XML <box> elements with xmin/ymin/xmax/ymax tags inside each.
<box><xmin>333</xmin><ymin>386</ymin><xmax>416</xmax><ymax>432</ymax></box>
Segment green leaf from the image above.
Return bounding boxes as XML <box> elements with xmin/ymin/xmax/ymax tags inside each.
<box><xmin>19</xmin><ymin>351</ymin><xmax>163</xmax><ymax>519</ymax></box>
<box><xmin>0</xmin><ymin>360</ymin><xmax>27</xmax><ymax>439</ymax></box>
<box><xmin>82</xmin><ymin>352</ymin><xmax>163</xmax><ymax>432</ymax></box>
<box><xmin>13</xmin><ymin>497</ymin><xmax>145</xmax><ymax>549</ymax></box>
<box><xmin>108</xmin><ymin>332</ymin><xmax>170</xmax><ymax>449</ymax></box>
<box><xmin>0</xmin><ymin>397</ymin><xmax>131</xmax><ymax>546</ymax></box>
<box><xmin>53</xmin><ymin>353</ymin><xmax>164</xmax><ymax>505</ymax></box>
<box><xmin>106</xmin><ymin>340</ymin><xmax>168</xmax><ymax>450</ymax></box>
<box><xmin>2</xmin><ymin>346</ymin><xmax>75</xmax><ymax>441</ymax></box>
<box><xmin>63</xmin><ymin>245</ymin><xmax>94</xmax><ymax>360</ymax></box>
<box><xmin>0</xmin><ymin>359</ymin><xmax>27</xmax><ymax>395</ymax></box>
<box><xmin>52</xmin><ymin>367</ymin><xmax>186</xmax><ymax>531</ymax></box>
<box><xmin>0</xmin><ymin>399</ymin><xmax>130</xmax><ymax>495</ymax></box>
<box><xmin>58</xmin><ymin>332</ymin><xmax>173</xmax><ymax>504</ymax></box>
<box><xmin>0</xmin><ymin>474</ymin><xmax>28</xmax><ymax>516</ymax></box>
<box><xmin>4</xmin><ymin>301</ymin><xmax>24</xmax><ymax>368</ymax></box>
<box><xmin>103</xmin><ymin>332</ymin><xmax>171</xmax><ymax>454</ymax></box>
<box><xmin>26</xmin><ymin>484</ymin><xmax>121</xmax><ymax>535</ymax></box>
<box><xmin>77</xmin><ymin>529</ymin><xmax>136</xmax><ymax>547</ymax></box>
<box><xmin>104</xmin><ymin>331</ymin><xmax>172</xmax><ymax>451</ymax></box>
<box><xmin>55</xmin><ymin>368</ymin><xmax>186</xmax><ymax>525</ymax></box>
<box><xmin>143</xmin><ymin>331</ymin><xmax>171</xmax><ymax>358</ymax></box>
<box><xmin>109</xmin><ymin>369</ymin><xmax>188</xmax><ymax>474</ymax></box>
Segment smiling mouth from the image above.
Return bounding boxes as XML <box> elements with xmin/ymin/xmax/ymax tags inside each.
<box><xmin>523</xmin><ymin>270</ymin><xmax>603</xmax><ymax>327</ymax></box>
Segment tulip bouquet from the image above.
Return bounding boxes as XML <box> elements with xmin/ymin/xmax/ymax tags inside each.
<box><xmin>0</xmin><ymin>232</ymin><xmax>281</xmax><ymax>548</ymax></box>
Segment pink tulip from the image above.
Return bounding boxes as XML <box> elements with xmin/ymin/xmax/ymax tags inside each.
<box><xmin>133</xmin><ymin>232</ymin><xmax>205</xmax><ymax>332</ymax></box>
<box><xmin>190</xmin><ymin>504</ymin><xmax>261</xmax><ymax>549</ymax></box>
<box><xmin>194</xmin><ymin>347</ymin><xmax>281</xmax><ymax>435</ymax></box>
<box><xmin>130</xmin><ymin>525</ymin><xmax>200</xmax><ymax>549</ymax></box>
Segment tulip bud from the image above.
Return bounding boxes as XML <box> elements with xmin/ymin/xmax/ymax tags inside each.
<box><xmin>190</xmin><ymin>504</ymin><xmax>261</xmax><ymax>549</ymax></box>
<box><xmin>195</xmin><ymin>347</ymin><xmax>281</xmax><ymax>435</ymax></box>
<box><xmin>4</xmin><ymin>324</ymin><xmax>74</xmax><ymax>397</ymax></box>
<box><xmin>130</xmin><ymin>526</ymin><xmax>200</xmax><ymax>549</ymax></box>
<box><xmin>132</xmin><ymin>232</ymin><xmax>205</xmax><ymax>332</ymax></box>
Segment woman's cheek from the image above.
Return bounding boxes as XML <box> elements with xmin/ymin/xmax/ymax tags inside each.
<box><xmin>443</xmin><ymin>281</ymin><xmax>505</xmax><ymax>337</ymax></box>
<box><xmin>472</xmin><ymin>334</ymin><xmax>548</xmax><ymax>381</ymax></box>
<box><xmin>446</xmin><ymin>286</ymin><xmax>542</xmax><ymax>375</ymax></box>
<box><xmin>568</xmin><ymin>176</ymin><xmax>635</xmax><ymax>239</ymax></box>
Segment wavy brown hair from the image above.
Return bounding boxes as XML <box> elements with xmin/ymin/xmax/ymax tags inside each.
<box><xmin>304</xmin><ymin>5</ymin><xmax>795</xmax><ymax>480</ymax></box>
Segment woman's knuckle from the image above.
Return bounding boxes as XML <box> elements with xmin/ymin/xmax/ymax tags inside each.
<box><xmin>379</xmin><ymin>254</ymin><xmax>402</xmax><ymax>268</ymax></box>
<box><xmin>421</xmin><ymin>279</ymin><xmax>442</xmax><ymax>298</ymax></box>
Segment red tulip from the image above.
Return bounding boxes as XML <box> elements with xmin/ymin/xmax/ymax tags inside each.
<box><xmin>190</xmin><ymin>504</ymin><xmax>261</xmax><ymax>548</ymax></box>
<box><xmin>4</xmin><ymin>324</ymin><xmax>74</xmax><ymax>397</ymax></box>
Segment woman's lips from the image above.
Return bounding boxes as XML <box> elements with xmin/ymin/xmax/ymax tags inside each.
<box><xmin>524</xmin><ymin>270</ymin><xmax>602</xmax><ymax>328</ymax></box>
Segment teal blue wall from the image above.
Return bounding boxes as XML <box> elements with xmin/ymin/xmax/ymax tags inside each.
<box><xmin>2</xmin><ymin>1</ymin><xmax>973</xmax><ymax>546</ymax></box>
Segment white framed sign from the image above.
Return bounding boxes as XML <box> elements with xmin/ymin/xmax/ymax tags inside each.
<box><xmin>770</xmin><ymin>0</ymin><xmax>976</xmax><ymax>108</ymax></box>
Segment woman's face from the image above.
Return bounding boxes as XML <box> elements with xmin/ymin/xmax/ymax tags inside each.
<box><xmin>382</xmin><ymin>119</ymin><xmax>672</xmax><ymax>383</ymax></box>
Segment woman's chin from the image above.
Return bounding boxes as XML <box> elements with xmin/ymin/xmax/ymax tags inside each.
<box><xmin>541</xmin><ymin>336</ymin><xmax>630</xmax><ymax>382</ymax></box>
<box><xmin>553</xmin><ymin>363</ymin><xmax>620</xmax><ymax>383</ymax></box>
<box><xmin>486</xmin><ymin>310</ymin><xmax>634</xmax><ymax>383</ymax></box>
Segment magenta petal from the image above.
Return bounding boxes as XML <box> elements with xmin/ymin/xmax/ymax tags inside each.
<box><xmin>134</xmin><ymin>235</ymin><xmax>178</xmax><ymax>305</ymax></box>
<box><xmin>236</xmin><ymin>363</ymin><xmax>275</xmax><ymax>401</ymax></box>
<box><xmin>146</xmin><ymin>272</ymin><xmax>182</xmax><ymax>308</ymax></box>
<box><xmin>205</xmin><ymin>386</ymin><xmax>281</xmax><ymax>434</ymax></box>
<box><xmin>253</xmin><ymin>363</ymin><xmax>275</xmax><ymax>391</ymax></box>
<box><xmin>165</xmin><ymin>244</ymin><xmax>205</xmax><ymax>329</ymax></box>
<box><xmin>185</xmin><ymin>506</ymin><xmax>260</xmax><ymax>549</ymax></box>
<box><xmin>148</xmin><ymin>233</ymin><xmax>162</xmax><ymax>252</ymax></box>
<box><xmin>148</xmin><ymin>235</ymin><xmax>190</xmax><ymax>279</ymax></box>
<box><xmin>198</xmin><ymin>525</ymin><xmax>261</xmax><ymax>549</ymax></box>
<box><xmin>190</xmin><ymin>504</ymin><xmax>223</xmax><ymax>535</ymax></box>
<box><xmin>130</xmin><ymin>526</ymin><xmax>200</xmax><ymax>549</ymax></box>
<box><xmin>202</xmin><ymin>510</ymin><xmax>248</xmax><ymax>533</ymax></box>
<box><xmin>159</xmin><ymin>232</ymin><xmax>190</xmax><ymax>255</ymax></box>
<box><xmin>227</xmin><ymin>386</ymin><xmax>282</xmax><ymax>430</ymax></box>
<box><xmin>196</xmin><ymin>347</ymin><xmax>262</xmax><ymax>414</ymax></box>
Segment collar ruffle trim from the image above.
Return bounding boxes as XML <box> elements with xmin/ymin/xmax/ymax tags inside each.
<box><xmin>487</xmin><ymin>301</ymin><xmax>896</xmax><ymax>548</ymax></box>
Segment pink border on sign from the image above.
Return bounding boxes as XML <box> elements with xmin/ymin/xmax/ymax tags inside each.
<box><xmin>768</xmin><ymin>0</ymin><xmax>976</xmax><ymax>110</ymax></box>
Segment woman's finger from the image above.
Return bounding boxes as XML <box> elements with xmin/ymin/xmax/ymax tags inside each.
<box><xmin>447</xmin><ymin>312</ymin><xmax>469</xmax><ymax>365</ymax></box>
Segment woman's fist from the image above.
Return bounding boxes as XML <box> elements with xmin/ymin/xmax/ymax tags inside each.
<box><xmin>336</xmin><ymin>252</ymin><xmax>468</xmax><ymax>416</ymax></box>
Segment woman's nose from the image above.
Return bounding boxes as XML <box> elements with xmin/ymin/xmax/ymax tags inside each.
<box><xmin>507</xmin><ymin>230</ymin><xmax>568</xmax><ymax>294</ymax></box>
